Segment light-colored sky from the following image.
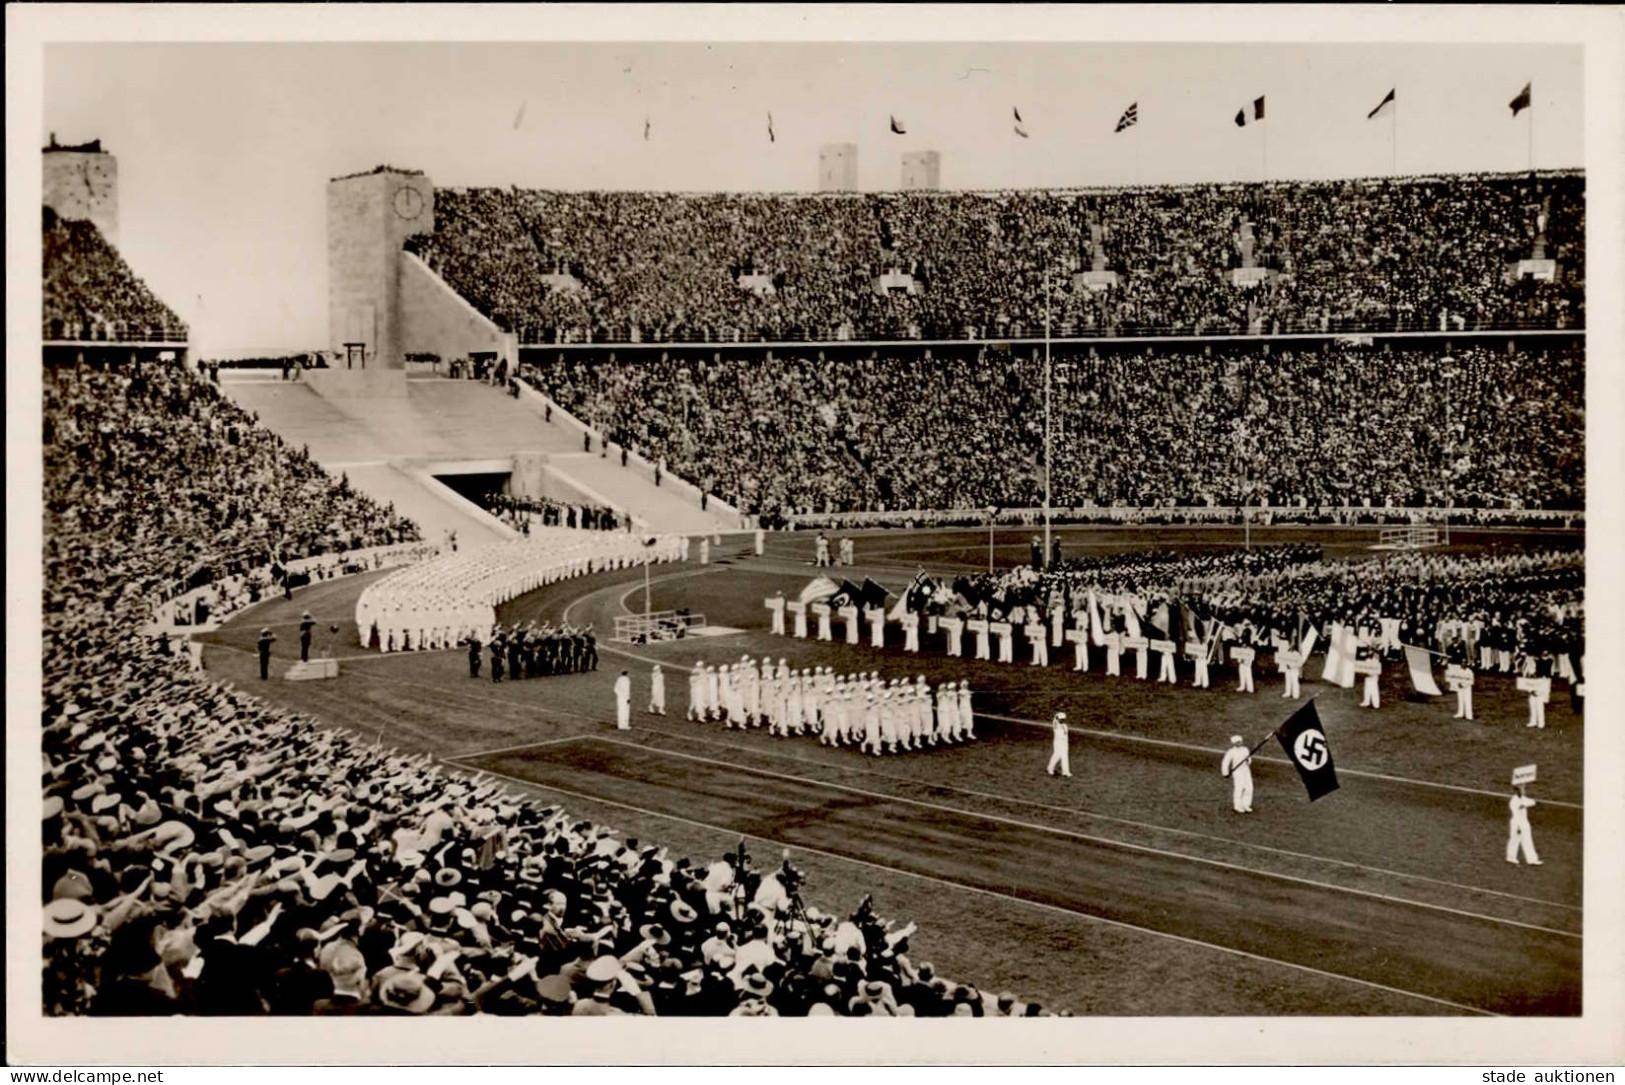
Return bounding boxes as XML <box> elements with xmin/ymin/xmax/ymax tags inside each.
<box><xmin>45</xmin><ymin>41</ymin><xmax>1583</xmax><ymax>353</ymax></box>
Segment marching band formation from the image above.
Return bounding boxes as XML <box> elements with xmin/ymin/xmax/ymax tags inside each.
<box><xmin>680</xmin><ymin>657</ymin><xmax>976</xmax><ymax>755</ymax></box>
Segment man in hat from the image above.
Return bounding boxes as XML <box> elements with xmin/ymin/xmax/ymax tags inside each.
<box><xmin>614</xmin><ymin>670</ymin><xmax>632</xmax><ymax>730</ymax></box>
<box><xmin>1220</xmin><ymin>735</ymin><xmax>1254</xmax><ymax>814</ymax></box>
<box><xmin>1046</xmin><ymin>712</ymin><xmax>1072</xmax><ymax>778</ymax></box>
<box><xmin>298</xmin><ymin>612</ymin><xmax>316</xmax><ymax>663</ymax></box>
<box><xmin>257</xmin><ymin>628</ymin><xmax>276</xmax><ymax>681</ymax></box>
<box><xmin>467</xmin><ymin>630</ymin><xmax>482</xmax><ymax>679</ymax></box>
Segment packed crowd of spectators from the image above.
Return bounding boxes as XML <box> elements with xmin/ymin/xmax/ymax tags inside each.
<box><xmin>43</xmin><ymin>207</ymin><xmax>189</xmax><ymax>343</ymax></box>
<box><xmin>43</xmin><ymin>357</ymin><xmax>1000</xmax><ymax>1017</ymax></box>
<box><xmin>522</xmin><ymin>340</ymin><xmax>1584</xmax><ymax>521</ymax></box>
<box><xmin>405</xmin><ymin>171</ymin><xmax>1583</xmax><ymax>344</ymax></box>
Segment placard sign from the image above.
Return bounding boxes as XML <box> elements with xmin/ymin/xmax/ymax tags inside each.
<box><xmin>1511</xmin><ymin>764</ymin><xmax>1538</xmax><ymax>787</ymax></box>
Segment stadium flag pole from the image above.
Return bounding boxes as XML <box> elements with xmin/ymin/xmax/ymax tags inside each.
<box><xmin>1043</xmin><ymin>267</ymin><xmax>1052</xmax><ymax>568</ymax></box>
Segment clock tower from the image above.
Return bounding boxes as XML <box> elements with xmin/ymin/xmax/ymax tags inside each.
<box><xmin>325</xmin><ymin>166</ymin><xmax>434</xmax><ymax>383</ymax></box>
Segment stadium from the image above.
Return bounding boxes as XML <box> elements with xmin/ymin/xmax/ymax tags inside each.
<box><xmin>35</xmin><ymin>42</ymin><xmax>1587</xmax><ymax>1026</ymax></box>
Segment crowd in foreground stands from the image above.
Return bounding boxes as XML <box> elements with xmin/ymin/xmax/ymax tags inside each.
<box><xmin>43</xmin><ymin>208</ymin><xmax>189</xmax><ymax>343</ymax></box>
<box><xmin>407</xmin><ymin>172</ymin><xmax>1583</xmax><ymax>344</ymax></box>
<box><xmin>523</xmin><ymin>340</ymin><xmax>1583</xmax><ymax>521</ymax></box>
<box><xmin>44</xmin><ymin>358</ymin><xmax>992</xmax><ymax>1017</ymax></box>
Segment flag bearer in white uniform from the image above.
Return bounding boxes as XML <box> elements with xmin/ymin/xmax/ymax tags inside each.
<box><xmin>1220</xmin><ymin>735</ymin><xmax>1253</xmax><ymax>813</ymax></box>
<box><xmin>1190</xmin><ymin>636</ymin><xmax>1211</xmax><ymax>689</ymax></box>
<box><xmin>1506</xmin><ymin>787</ymin><xmax>1542</xmax><ymax>865</ymax></box>
<box><xmin>1104</xmin><ymin>631</ymin><xmax>1122</xmax><ymax>677</ymax></box>
<box><xmin>768</xmin><ymin>592</ymin><xmax>786</xmax><ymax>635</ymax></box>
<box><xmin>1449</xmin><ymin>664</ymin><xmax>1474</xmax><ymax>720</ymax></box>
<box><xmin>915</xmin><ymin>677</ymin><xmax>934</xmax><ymax>745</ymax></box>
<box><xmin>1358</xmin><ymin>642</ymin><xmax>1380</xmax><ymax>709</ymax></box>
<box><xmin>614</xmin><ymin>670</ymin><xmax>632</xmax><ymax>730</ymax></box>
<box><xmin>649</xmin><ymin>665</ymin><xmax>666</xmax><ymax>716</ymax></box>
<box><xmin>903</xmin><ymin>612</ymin><xmax>920</xmax><ymax>653</ymax></box>
<box><xmin>786</xmin><ymin>671</ymin><xmax>805</xmax><ymax>735</ymax></box>
<box><xmin>1046</xmin><ymin>712</ymin><xmax>1072</xmax><ymax>778</ymax></box>
<box><xmin>957</xmin><ymin>681</ymin><xmax>975</xmax><ymax>740</ymax></box>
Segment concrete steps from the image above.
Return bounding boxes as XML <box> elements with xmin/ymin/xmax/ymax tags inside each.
<box><xmin>547</xmin><ymin>452</ymin><xmax>738</xmax><ymax>536</ymax></box>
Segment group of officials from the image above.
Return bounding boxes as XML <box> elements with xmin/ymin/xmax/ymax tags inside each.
<box><xmin>469</xmin><ymin>621</ymin><xmax>598</xmax><ymax>682</ymax></box>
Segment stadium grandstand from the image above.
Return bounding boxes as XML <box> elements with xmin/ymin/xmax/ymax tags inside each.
<box><xmin>34</xmin><ymin>73</ymin><xmax>1588</xmax><ymax>1024</ymax></box>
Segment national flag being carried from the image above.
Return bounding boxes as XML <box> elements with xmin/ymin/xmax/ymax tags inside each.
<box><xmin>1013</xmin><ymin>106</ymin><xmax>1029</xmax><ymax>139</ymax></box>
<box><xmin>798</xmin><ymin>576</ymin><xmax>840</xmax><ymax>606</ymax></box>
<box><xmin>1274</xmin><ymin>700</ymin><xmax>1341</xmax><ymax>801</ymax></box>
<box><xmin>1367</xmin><ymin>87</ymin><xmax>1396</xmax><ymax>120</ymax></box>
<box><xmin>860</xmin><ymin>576</ymin><xmax>893</xmax><ymax>612</ymax></box>
<box><xmin>1114</xmin><ymin>102</ymin><xmax>1138</xmax><ymax>133</ymax></box>
<box><xmin>1404</xmin><ymin>644</ymin><xmax>1443</xmax><ymax>697</ymax></box>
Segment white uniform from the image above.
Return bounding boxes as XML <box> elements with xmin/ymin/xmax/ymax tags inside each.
<box><xmin>1236</xmin><ymin>649</ymin><xmax>1255</xmax><ymax>694</ymax></box>
<box><xmin>903</xmin><ymin>613</ymin><xmax>920</xmax><ymax>653</ymax></box>
<box><xmin>1360</xmin><ymin>655</ymin><xmax>1380</xmax><ymax>709</ymax></box>
<box><xmin>1449</xmin><ymin>665</ymin><xmax>1474</xmax><ymax>720</ymax></box>
<box><xmin>649</xmin><ymin>666</ymin><xmax>666</xmax><ymax>714</ymax></box>
<box><xmin>706</xmin><ymin>666</ymin><xmax>721</xmax><ymax>721</ymax></box>
<box><xmin>1220</xmin><ymin>742</ymin><xmax>1253</xmax><ymax>813</ymax></box>
<box><xmin>1027</xmin><ymin>621</ymin><xmax>1048</xmax><ymax>666</ymax></box>
<box><xmin>1105</xmin><ymin>633</ymin><xmax>1122</xmax><ymax>677</ymax></box>
<box><xmin>768</xmin><ymin>595</ymin><xmax>786</xmax><ymax>635</ymax></box>
<box><xmin>1526</xmin><ymin>676</ymin><xmax>1550</xmax><ymax>729</ymax></box>
<box><xmin>614</xmin><ymin>673</ymin><xmax>632</xmax><ymax>730</ymax></box>
<box><xmin>1279</xmin><ymin>650</ymin><xmax>1302</xmax><ymax>699</ymax></box>
<box><xmin>1506</xmin><ymin>794</ymin><xmax>1541</xmax><ymax>864</ymax></box>
<box><xmin>957</xmin><ymin>684</ymin><xmax>974</xmax><ymax>740</ymax></box>
<box><xmin>1046</xmin><ymin>718</ymin><xmax>1072</xmax><ymax>777</ymax></box>
<box><xmin>688</xmin><ymin>664</ymin><xmax>706</xmax><ymax>721</ymax></box>
<box><xmin>1157</xmin><ymin>644</ymin><xmax>1177</xmax><ymax>684</ymax></box>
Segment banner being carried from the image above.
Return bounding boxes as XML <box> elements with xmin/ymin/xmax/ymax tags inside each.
<box><xmin>1274</xmin><ymin>700</ymin><xmax>1341</xmax><ymax>801</ymax></box>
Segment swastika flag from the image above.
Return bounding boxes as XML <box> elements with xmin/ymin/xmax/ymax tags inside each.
<box><xmin>1274</xmin><ymin>700</ymin><xmax>1340</xmax><ymax>801</ymax></box>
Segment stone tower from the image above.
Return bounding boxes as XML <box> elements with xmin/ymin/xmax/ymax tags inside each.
<box><xmin>43</xmin><ymin>136</ymin><xmax>119</xmax><ymax>245</ymax></box>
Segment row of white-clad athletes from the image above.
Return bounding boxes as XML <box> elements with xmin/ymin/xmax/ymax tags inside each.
<box><xmin>355</xmin><ymin>531</ymin><xmax>682</xmax><ymax>653</ymax></box>
<box><xmin>675</xmin><ymin>657</ymin><xmax>976</xmax><ymax>754</ymax></box>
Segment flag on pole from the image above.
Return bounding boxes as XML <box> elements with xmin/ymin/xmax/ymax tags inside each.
<box><xmin>1367</xmin><ymin>88</ymin><xmax>1396</xmax><ymax>120</ymax></box>
<box><xmin>1509</xmin><ymin>82</ymin><xmax>1532</xmax><ymax>116</ymax></box>
<box><xmin>1404</xmin><ymin>645</ymin><xmax>1443</xmax><ymax>696</ymax></box>
<box><xmin>1274</xmin><ymin>700</ymin><xmax>1340</xmax><ymax>801</ymax></box>
<box><xmin>830</xmin><ymin>578</ymin><xmax>864</xmax><ymax>610</ymax></box>
<box><xmin>767</xmin><ymin>112</ymin><xmax>776</xmax><ymax>143</ymax></box>
<box><xmin>1236</xmin><ymin>96</ymin><xmax>1266</xmax><ymax>126</ymax></box>
<box><xmin>1335</xmin><ymin>625</ymin><xmax>1359</xmax><ymax>688</ymax></box>
<box><xmin>1088</xmin><ymin>589</ymin><xmax>1105</xmax><ymax>647</ymax></box>
<box><xmin>1321</xmin><ymin>622</ymin><xmax>1345</xmax><ymax>682</ymax></box>
<box><xmin>1012</xmin><ymin>106</ymin><xmax>1029</xmax><ymax>138</ymax></box>
<box><xmin>860</xmin><ymin>576</ymin><xmax>894</xmax><ymax>611</ymax></box>
<box><xmin>1114</xmin><ymin>103</ymin><xmax>1138</xmax><ymax>133</ymax></box>
<box><xmin>889</xmin><ymin>115</ymin><xmax>907</xmax><ymax>135</ymax></box>
<box><xmin>643</xmin><ymin>116</ymin><xmax>651</xmax><ymax>141</ymax></box>
<box><xmin>513</xmin><ymin>100</ymin><xmax>527</xmax><ymax>130</ymax></box>
<box><xmin>798</xmin><ymin>576</ymin><xmax>839</xmax><ymax>606</ymax></box>
<box><xmin>1299</xmin><ymin>623</ymin><xmax>1319</xmax><ymax>660</ymax></box>
<box><xmin>1122</xmin><ymin>604</ymin><xmax>1142</xmax><ymax>641</ymax></box>
<box><xmin>1234</xmin><ymin>109</ymin><xmax>1246</xmax><ymax>128</ymax></box>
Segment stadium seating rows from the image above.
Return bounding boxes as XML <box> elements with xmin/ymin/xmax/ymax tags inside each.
<box><xmin>407</xmin><ymin>171</ymin><xmax>1583</xmax><ymax>344</ymax></box>
<box><xmin>522</xmin><ymin>341</ymin><xmax>1584</xmax><ymax>521</ymax></box>
<box><xmin>43</xmin><ymin>208</ymin><xmax>189</xmax><ymax>343</ymax></box>
<box><xmin>42</xmin><ymin>360</ymin><xmax>996</xmax><ymax>1017</ymax></box>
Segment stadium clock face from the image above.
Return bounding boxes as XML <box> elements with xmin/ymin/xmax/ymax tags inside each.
<box><xmin>392</xmin><ymin>186</ymin><xmax>424</xmax><ymax>220</ymax></box>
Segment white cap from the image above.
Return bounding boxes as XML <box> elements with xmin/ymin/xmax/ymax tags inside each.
<box><xmin>1230</xmin><ymin>735</ymin><xmax>1245</xmax><ymax>744</ymax></box>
